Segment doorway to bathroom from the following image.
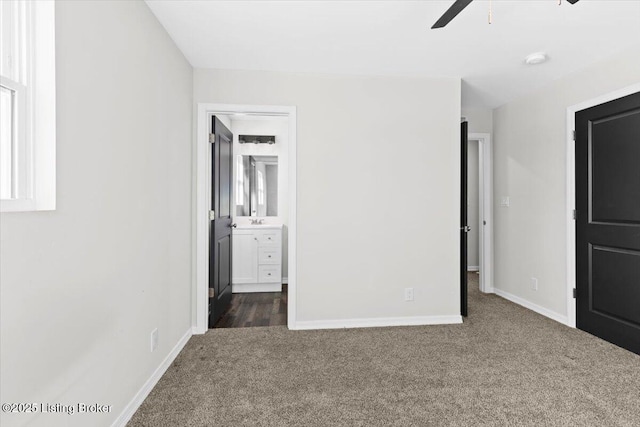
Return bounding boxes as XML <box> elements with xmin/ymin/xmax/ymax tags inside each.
<box><xmin>213</xmin><ymin>114</ymin><xmax>289</xmax><ymax>328</ymax></box>
<box><xmin>194</xmin><ymin>104</ymin><xmax>297</xmax><ymax>333</ymax></box>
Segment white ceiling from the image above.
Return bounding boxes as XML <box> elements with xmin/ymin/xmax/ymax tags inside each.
<box><xmin>146</xmin><ymin>0</ymin><xmax>640</xmax><ymax>108</ymax></box>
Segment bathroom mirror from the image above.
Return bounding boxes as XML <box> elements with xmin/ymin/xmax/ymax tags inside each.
<box><xmin>235</xmin><ymin>155</ymin><xmax>278</xmax><ymax>217</ymax></box>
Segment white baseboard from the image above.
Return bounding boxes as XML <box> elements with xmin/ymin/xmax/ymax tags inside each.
<box><xmin>282</xmin><ymin>276</ymin><xmax>288</xmax><ymax>284</ymax></box>
<box><xmin>467</xmin><ymin>266</ymin><xmax>479</xmax><ymax>272</ymax></box>
<box><xmin>111</xmin><ymin>328</ymin><xmax>192</xmax><ymax>427</ymax></box>
<box><xmin>192</xmin><ymin>325</ymin><xmax>206</xmax><ymax>335</ymax></box>
<box><xmin>233</xmin><ymin>283</ymin><xmax>282</xmax><ymax>293</ymax></box>
<box><xmin>292</xmin><ymin>315</ymin><xmax>463</xmax><ymax>331</ymax></box>
<box><xmin>493</xmin><ymin>288</ymin><xmax>568</xmax><ymax>326</ymax></box>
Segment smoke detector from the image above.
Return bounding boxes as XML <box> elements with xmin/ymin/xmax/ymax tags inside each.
<box><xmin>525</xmin><ymin>52</ymin><xmax>548</xmax><ymax>65</ymax></box>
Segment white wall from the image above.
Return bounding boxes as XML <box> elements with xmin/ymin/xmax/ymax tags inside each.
<box><xmin>229</xmin><ymin>117</ymin><xmax>289</xmax><ymax>279</ymax></box>
<box><xmin>462</xmin><ymin>107</ymin><xmax>493</xmax><ymax>134</ymax></box>
<box><xmin>493</xmin><ymin>45</ymin><xmax>640</xmax><ymax>318</ymax></box>
<box><xmin>467</xmin><ymin>139</ymin><xmax>480</xmax><ymax>269</ymax></box>
<box><xmin>195</xmin><ymin>69</ymin><xmax>461</xmax><ymax>323</ymax></box>
<box><xmin>0</xmin><ymin>2</ymin><xmax>193</xmax><ymax>426</ymax></box>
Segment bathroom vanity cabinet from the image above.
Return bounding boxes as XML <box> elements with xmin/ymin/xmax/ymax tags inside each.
<box><xmin>232</xmin><ymin>225</ymin><xmax>283</xmax><ymax>293</ymax></box>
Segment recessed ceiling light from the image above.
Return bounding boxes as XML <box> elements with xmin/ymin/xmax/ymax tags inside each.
<box><xmin>525</xmin><ymin>52</ymin><xmax>548</xmax><ymax>65</ymax></box>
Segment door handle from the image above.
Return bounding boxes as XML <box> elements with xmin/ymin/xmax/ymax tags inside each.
<box><xmin>461</xmin><ymin>226</ymin><xmax>471</xmax><ymax>232</ymax></box>
<box><xmin>231</xmin><ymin>223</ymin><xmax>237</xmax><ymax>228</ymax></box>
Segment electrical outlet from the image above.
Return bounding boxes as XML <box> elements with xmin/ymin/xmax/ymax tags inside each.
<box><xmin>150</xmin><ymin>328</ymin><xmax>158</xmax><ymax>352</ymax></box>
<box><xmin>531</xmin><ymin>278</ymin><xmax>538</xmax><ymax>291</ymax></box>
<box><xmin>404</xmin><ymin>288</ymin><xmax>414</xmax><ymax>302</ymax></box>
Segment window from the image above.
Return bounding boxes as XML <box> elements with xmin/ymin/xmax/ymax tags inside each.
<box><xmin>0</xmin><ymin>0</ymin><xmax>56</xmax><ymax>212</ymax></box>
<box><xmin>0</xmin><ymin>84</ymin><xmax>16</xmax><ymax>199</ymax></box>
<box><xmin>257</xmin><ymin>170</ymin><xmax>264</xmax><ymax>205</ymax></box>
<box><xmin>236</xmin><ymin>155</ymin><xmax>244</xmax><ymax>205</ymax></box>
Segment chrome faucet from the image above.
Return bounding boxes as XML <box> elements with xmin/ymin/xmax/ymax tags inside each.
<box><xmin>250</xmin><ymin>218</ymin><xmax>264</xmax><ymax>225</ymax></box>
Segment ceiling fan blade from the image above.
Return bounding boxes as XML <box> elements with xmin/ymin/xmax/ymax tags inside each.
<box><xmin>566</xmin><ymin>0</ymin><xmax>580</xmax><ymax>4</ymax></box>
<box><xmin>431</xmin><ymin>0</ymin><xmax>474</xmax><ymax>29</ymax></box>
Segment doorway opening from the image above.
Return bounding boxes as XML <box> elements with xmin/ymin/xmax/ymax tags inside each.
<box><xmin>213</xmin><ymin>114</ymin><xmax>290</xmax><ymax>328</ymax></box>
<box><xmin>469</xmin><ymin>133</ymin><xmax>493</xmax><ymax>295</ymax></box>
<box><xmin>461</xmin><ymin>129</ymin><xmax>494</xmax><ymax>317</ymax></box>
<box><xmin>194</xmin><ymin>104</ymin><xmax>297</xmax><ymax>334</ymax></box>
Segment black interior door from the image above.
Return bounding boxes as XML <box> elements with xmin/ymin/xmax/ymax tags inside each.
<box><xmin>209</xmin><ymin>116</ymin><xmax>234</xmax><ymax>328</ymax></box>
<box><xmin>575</xmin><ymin>91</ymin><xmax>640</xmax><ymax>355</ymax></box>
<box><xmin>461</xmin><ymin>121</ymin><xmax>469</xmax><ymax>317</ymax></box>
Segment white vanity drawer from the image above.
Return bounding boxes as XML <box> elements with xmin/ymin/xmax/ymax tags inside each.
<box><xmin>258</xmin><ymin>265</ymin><xmax>281</xmax><ymax>283</ymax></box>
<box><xmin>257</xmin><ymin>231</ymin><xmax>281</xmax><ymax>247</ymax></box>
<box><xmin>258</xmin><ymin>247</ymin><xmax>281</xmax><ymax>265</ymax></box>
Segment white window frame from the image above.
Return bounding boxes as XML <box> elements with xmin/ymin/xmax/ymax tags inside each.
<box><xmin>0</xmin><ymin>0</ymin><xmax>56</xmax><ymax>212</ymax></box>
<box><xmin>0</xmin><ymin>76</ymin><xmax>27</xmax><ymax>199</ymax></box>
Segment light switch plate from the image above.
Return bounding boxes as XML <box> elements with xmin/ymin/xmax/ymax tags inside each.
<box><xmin>500</xmin><ymin>196</ymin><xmax>510</xmax><ymax>207</ymax></box>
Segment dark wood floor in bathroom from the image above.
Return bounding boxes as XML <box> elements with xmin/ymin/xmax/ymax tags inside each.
<box><xmin>213</xmin><ymin>285</ymin><xmax>287</xmax><ymax>328</ymax></box>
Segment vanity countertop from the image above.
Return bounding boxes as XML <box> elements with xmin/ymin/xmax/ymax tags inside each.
<box><xmin>235</xmin><ymin>224</ymin><xmax>283</xmax><ymax>230</ymax></box>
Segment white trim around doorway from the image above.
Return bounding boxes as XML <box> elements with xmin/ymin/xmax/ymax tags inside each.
<box><xmin>193</xmin><ymin>103</ymin><xmax>297</xmax><ymax>334</ymax></box>
<box><xmin>469</xmin><ymin>133</ymin><xmax>494</xmax><ymax>294</ymax></box>
<box><xmin>565</xmin><ymin>82</ymin><xmax>640</xmax><ymax>329</ymax></box>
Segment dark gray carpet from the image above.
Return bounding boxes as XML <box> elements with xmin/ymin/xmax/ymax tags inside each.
<box><xmin>129</xmin><ymin>274</ymin><xmax>640</xmax><ymax>426</ymax></box>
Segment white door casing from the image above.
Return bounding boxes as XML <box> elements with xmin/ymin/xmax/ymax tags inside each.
<box><xmin>194</xmin><ymin>104</ymin><xmax>297</xmax><ymax>333</ymax></box>
<box><xmin>565</xmin><ymin>82</ymin><xmax>640</xmax><ymax>329</ymax></box>
<box><xmin>469</xmin><ymin>133</ymin><xmax>494</xmax><ymax>294</ymax></box>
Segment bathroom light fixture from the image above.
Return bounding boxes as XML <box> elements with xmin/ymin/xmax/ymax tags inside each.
<box><xmin>525</xmin><ymin>52</ymin><xmax>547</xmax><ymax>65</ymax></box>
<box><xmin>239</xmin><ymin>135</ymin><xmax>276</xmax><ymax>145</ymax></box>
